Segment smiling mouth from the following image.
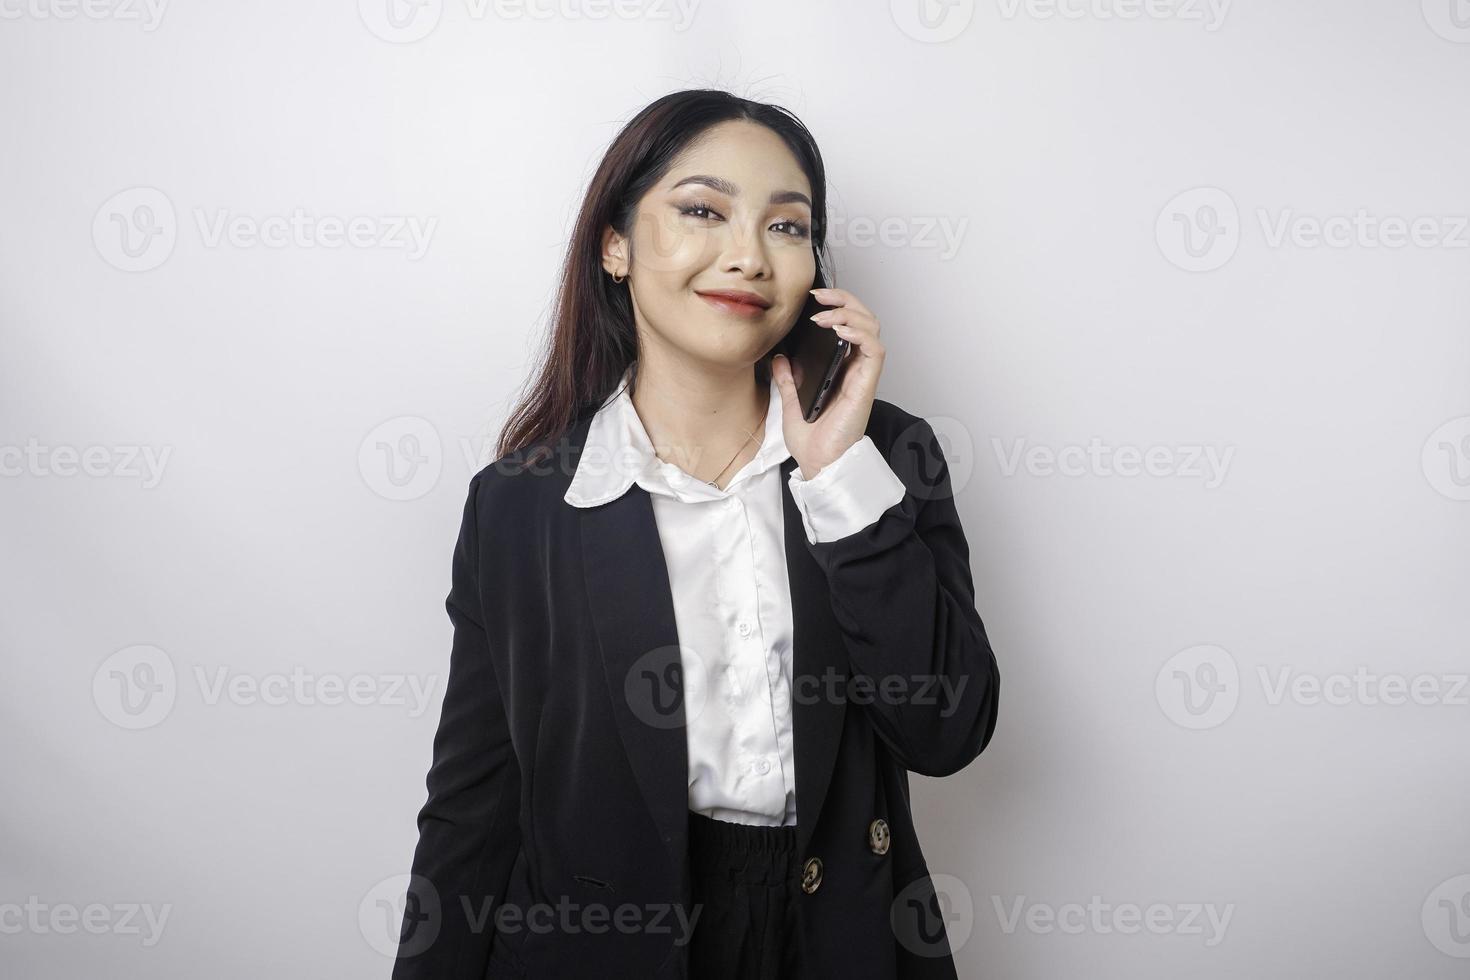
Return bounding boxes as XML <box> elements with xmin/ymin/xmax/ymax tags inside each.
<box><xmin>696</xmin><ymin>292</ymin><xmax>769</xmax><ymax>317</ymax></box>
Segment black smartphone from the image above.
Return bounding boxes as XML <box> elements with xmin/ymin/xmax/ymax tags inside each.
<box><xmin>776</xmin><ymin>292</ymin><xmax>852</xmax><ymax>422</ymax></box>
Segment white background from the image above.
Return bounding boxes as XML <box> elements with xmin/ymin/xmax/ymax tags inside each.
<box><xmin>2</xmin><ymin>1</ymin><xmax>1468</xmax><ymax>977</ymax></box>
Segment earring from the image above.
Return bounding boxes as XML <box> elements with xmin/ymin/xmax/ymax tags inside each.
<box><xmin>611</xmin><ymin>271</ymin><xmax>626</xmax><ymax>284</ymax></box>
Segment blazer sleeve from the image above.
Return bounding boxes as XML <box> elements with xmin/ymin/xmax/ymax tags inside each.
<box><xmin>393</xmin><ymin>472</ymin><xmax>521</xmax><ymax>979</ymax></box>
<box><xmin>802</xmin><ymin>415</ymin><xmax>1001</xmax><ymax>777</ymax></box>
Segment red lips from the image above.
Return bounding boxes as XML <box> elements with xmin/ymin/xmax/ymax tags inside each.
<box><xmin>696</xmin><ymin>289</ymin><xmax>772</xmax><ymax>310</ymax></box>
<box><xmin>696</xmin><ymin>289</ymin><xmax>772</xmax><ymax>317</ymax></box>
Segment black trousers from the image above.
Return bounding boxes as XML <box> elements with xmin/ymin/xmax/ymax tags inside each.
<box><xmin>686</xmin><ymin>810</ymin><xmax>805</xmax><ymax>980</ymax></box>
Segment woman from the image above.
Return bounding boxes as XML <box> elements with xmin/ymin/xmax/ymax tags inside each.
<box><xmin>393</xmin><ymin>89</ymin><xmax>1000</xmax><ymax>980</ymax></box>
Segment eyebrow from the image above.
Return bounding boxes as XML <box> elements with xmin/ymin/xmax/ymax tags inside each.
<box><xmin>669</xmin><ymin>174</ymin><xmax>812</xmax><ymax>210</ymax></box>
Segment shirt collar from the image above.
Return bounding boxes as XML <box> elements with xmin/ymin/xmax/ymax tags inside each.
<box><xmin>564</xmin><ymin>364</ymin><xmax>790</xmax><ymax>507</ymax></box>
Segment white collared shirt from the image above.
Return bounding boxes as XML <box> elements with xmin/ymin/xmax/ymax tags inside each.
<box><xmin>563</xmin><ymin>364</ymin><xmax>907</xmax><ymax>826</ymax></box>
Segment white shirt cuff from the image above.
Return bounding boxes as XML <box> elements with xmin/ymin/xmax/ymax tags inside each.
<box><xmin>787</xmin><ymin>435</ymin><xmax>908</xmax><ymax>544</ymax></box>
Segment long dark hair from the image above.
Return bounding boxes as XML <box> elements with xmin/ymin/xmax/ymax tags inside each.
<box><xmin>494</xmin><ymin>88</ymin><xmax>835</xmax><ymax>467</ymax></box>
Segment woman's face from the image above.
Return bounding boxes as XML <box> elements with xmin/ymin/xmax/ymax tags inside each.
<box><xmin>606</xmin><ymin>119</ymin><xmax>817</xmax><ymax>370</ymax></box>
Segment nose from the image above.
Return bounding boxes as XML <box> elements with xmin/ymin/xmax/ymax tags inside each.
<box><xmin>718</xmin><ymin>220</ymin><xmax>771</xmax><ymax>280</ymax></box>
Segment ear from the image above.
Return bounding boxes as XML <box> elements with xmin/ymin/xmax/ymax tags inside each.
<box><xmin>601</xmin><ymin>225</ymin><xmax>627</xmax><ymax>277</ymax></box>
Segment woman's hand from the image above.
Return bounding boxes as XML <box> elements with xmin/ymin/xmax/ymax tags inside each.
<box><xmin>771</xmin><ymin>285</ymin><xmax>887</xmax><ymax>480</ymax></box>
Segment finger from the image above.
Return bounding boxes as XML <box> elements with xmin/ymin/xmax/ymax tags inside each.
<box><xmin>826</xmin><ymin>338</ymin><xmax>882</xmax><ymax>412</ymax></box>
<box><xmin>770</xmin><ymin>354</ymin><xmax>808</xmax><ymax>429</ymax></box>
<box><xmin>814</xmin><ymin>312</ymin><xmax>880</xmax><ymax>351</ymax></box>
<box><xmin>810</xmin><ymin>307</ymin><xmax>877</xmax><ymax>337</ymax></box>
<box><xmin>810</xmin><ymin>286</ymin><xmax>873</xmax><ymax>319</ymax></box>
<box><xmin>834</xmin><ymin>322</ymin><xmax>884</xmax><ymax>361</ymax></box>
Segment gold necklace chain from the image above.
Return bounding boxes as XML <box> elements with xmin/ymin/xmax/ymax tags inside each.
<box><xmin>647</xmin><ymin>390</ymin><xmax>769</xmax><ymax>490</ymax></box>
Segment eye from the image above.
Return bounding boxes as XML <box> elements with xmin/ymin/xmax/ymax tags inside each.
<box><xmin>676</xmin><ymin>200</ymin><xmax>724</xmax><ymax>221</ymax></box>
<box><xmin>676</xmin><ymin>200</ymin><xmax>811</xmax><ymax>240</ymax></box>
<box><xmin>773</xmin><ymin>218</ymin><xmax>811</xmax><ymax>239</ymax></box>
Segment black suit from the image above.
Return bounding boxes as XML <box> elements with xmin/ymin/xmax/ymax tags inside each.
<box><xmin>393</xmin><ymin>396</ymin><xmax>1001</xmax><ymax>979</ymax></box>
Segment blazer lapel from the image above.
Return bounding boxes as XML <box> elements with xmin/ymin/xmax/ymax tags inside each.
<box><xmin>580</xmin><ymin>483</ymin><xmax>692</xmax><ymax>877</ymax></box>
<box><xmin>577</xmin><ymin>450</ymin><xmax>850</xmax><ymax>881</ymax></box>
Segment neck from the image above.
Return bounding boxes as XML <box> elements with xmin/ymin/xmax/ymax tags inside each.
<box><xmin>629</xmin><ymin>352</ymin><xmax>769</xmax><ymax>484</ymax></box>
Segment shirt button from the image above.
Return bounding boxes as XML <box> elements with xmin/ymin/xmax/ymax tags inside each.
<box><xmin>754</xmin><ymin>758</ymin><xmax>771</xmax><ymax>775</ymax></box>
<box><xmin>738</xmin><ymin>622</ymin><xmax>751</xmax><ymax>637</ymax></box>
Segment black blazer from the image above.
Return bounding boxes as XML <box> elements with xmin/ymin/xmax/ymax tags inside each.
<box><xmin>393</xmin><ymin>395</ymin><xmax>1001</xmax><ymax>980</ymax></box>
